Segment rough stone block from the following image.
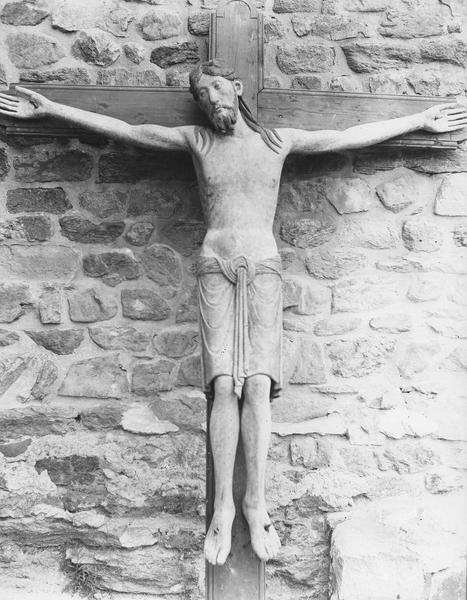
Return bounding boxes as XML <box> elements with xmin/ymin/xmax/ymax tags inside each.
<box><xmin>344</xmin><ymin>0</ymin><xmax>386</xmax><ymax>10</ymax></box>
<box><xmin>332</xmin><ymin>278</ymin><xmax>401</xmax><ymax>313</ymax></box>
<box><xmin>177</xmin><ymin>354</ymin><xmax>202</xmax><ymax>387</ymax></box>
<box><xmin>98</xmin><ymin>151</ymin><xmax>195</xmax><ymax>182</ymax></box>
<box><xmin>59</xmin><ymin>216</ymin><xmax>124</xmax><ymax>244</ymax></box>
<box><xmin>52</xmin><ymin>0</ymin><xmax>133</xmax><ymax>36</ymax></box>
<box><xmin>429</xmin><ymin>564</ymin><xmax>466</xmax><ymax>600</ymax></box>
<box><xmin>83</xmin><ymin>250</ymin><xmax>140</xmax><ymax>286</ymax></box>
<box><xmin>0</xmin><ymin>216</ymin><xmax>53</xmax><ymax>242</ymax></box>
<box><xmin>0</xmin><ymin>329</ymin><xmax>20</xmax><ymax>347</ymax></box>
<box><xmin>25</xmin><ymin>329</ymin><xmax>85</xmax><ymax>355</ymax></box>
<box><xmin>287</xmin><ymin>334</ymin><xmax>326</xmax><ymax>384</ymax></box>
<box><xmin>7</xmin><ymin>32</ymin><xmax>65</xmax><ymax>68</ymax></box>
<box><xmin>277</xmin><ymin>43</ymin><xmax>335</xmax><ymax>74</ymax></box>
<box><xmin>7</xmin><ymin>187</ymin><xmax>71</xmax><ymax>214</ymax></box>
<box><xmin>305</xmin><ymin>248</ymin><xmax>367</xmax><ymax>279</ymax></box>
<box><xmin>326</xmin><ymin>337</ymin><xmax>395</xmax><ymax>377</ymax></box>
<box><xmin>0</xmin><ymin>245</ymin><xmax>79</xmax><ymax>281</ymax></box>
<box><xmin>59</xmin><ymin>355</ymin><xmax>129</xmax><ymax>398</ymax></box>
<box><xmin>369</xmin><ymin>314</ymin><xmax>411</xmax><ymax>333</ymax></box>
<box><xmin>39</xmin><ymin>286</ymin><xmax>61</xmax><ymax>324</ymax></box>
<box><xmin>1</xmin><ymin>2</ymin><xmax>49</xmax><ymax>25</ymax></box>
<box><xmin>292</xmin><ymin>14</ymin><xmax>368</xmax><ymax>40</ymax></box>
<box><xmin>292</xmin><ymin>75</ymin><xmax>323</xmax><ymax>90</ymax></box>
<box><xmin>121</xmin><ymin>288</ymin><xmax>171</xmax><ymax>321</ymax></box>
<box><xmin>123</xmin><ymin>42</ymin><xmax>145</xmax><ymax>64</ymax></box>
<box><xmin>0</xmin><ymin>355</ymin><xmax>31</xmax><ymax>397</ymax></box>
<box><xmin>273</xmin><ymin>0</ymin><xmax>320</xmax><ymax>12</ymax></box>
<box><xmin>402</xmin><ymin>218</ymin><xmax>443</xmax><ymax>253</ymax></box>
<box><xmin>283</xmin><ymin>275</ymin><xmax>331</xmax><ymax>315</ymax></box>
<box><xmin>342</xmin><ymin>41</ymin><xmax>419</xmax><ymax>72</ymax></box>
<box><xmin>325</xmin><ymin>178</ymin><xmax>374</xmax><ymax>214</ymax></box>
<box><xmin>150</xmin><ymin>42</ymin><xmax>199</xmax><ymax>68</ymax></box>
<box><xmin>435</xmin><ymin>174</ymin><xmax>467</xmax><ymax>216</ymax></box>
<box><xmin>375</xmin><ymin>173</ymin><xmax>426</xmax><ymax>213</ymax></box>
<box><xmin>124</xmin><ymin>222</ymin><xmax>154</xmax><ymax>246</ymax></box>
<box><xmin>132</xmin><ymin>359</ymin><xmax>178</xmax><ymax>394</ymax></box>
<box><xmin>280</xmin><ymin>217</ymin><xmax>336</xmax><ymax>248</ymax></box>
<box><xmin>155</xmin><ymin>327</ymin><xmax>199</xmax><ymax>358</ymax></box>
<box><xmin>138</xmin><ymin>10</ymin><xmax>182</xmax><ymax>40</ymax></box>
<box><xmin>72</xmin><ymin>29</ymin><xmax>121</xmax><ymax>66</ymax></box>
<box><xmin>314</xmin><ymin>315</ymin><xmax>361</xmax><ymax>336</ymax></box>
<box><xmin>96</xmin><ymin>68</ymin><xmax>162</xmax><ymax>87</ymax></box>
<box><xmin>20</xmin><ymin>67</ymin><xmax>92</xmax><ymax>85</ymax></box>
<box><xmin>188</xmin><ymin>12</ymin><xmax>210</xmax><ymax>35</ymax></box>
<box><xmin>0</xmin><ymin>148</ymin><xmax>10</xmax><ymax>180</ymax></box>
<box><xmin>161</xmin><ymin>221</ymin><xmax>206</xmax><ymax>257</ymax></box>
<box><xmin>89</xmin><ymin>326</ymin><xmax>151</xmax><ymax>353</ymax></box>
<box><xmin>141</xmin><ymin>244</ymin><xmax>182</xmax><ymax>289</ymax></box>
<box><xmin>396</xmin><ymin>342</ymin><xmax>441</xmax><ymax>379</ymax></box>
<box><xmin>14</xmin><ymin>150</ymin><xmax>93</xmax><ymax>183</ymax></box>
<box><xmin>68</xmin><ymin>288</ymin><xmax>118</xmax><ymax>323</ymax></box>
<box><xmin>121</xmin><ymin>404</ymin><xmax>179</xmax><ymax>434</ymax></box>
<box><xmin>419</xmin><ymin>38</ymin><xmax>467</xmax><ymax>66</ymax></box>
<box><xmin>379</xmin><ymin>9</ymin><xmax>445</xmax><ymax>39</ymax></box>
<box><xmin>79</xmin><ymin>190</ymin><xmax>127</xmax><ymax>219</ymax></box>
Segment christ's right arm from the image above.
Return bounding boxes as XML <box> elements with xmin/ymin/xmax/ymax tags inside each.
<box><xmin>0</xmin><ymin>86</ymin><xmax>192</xmax><ymax>151</ymax></box>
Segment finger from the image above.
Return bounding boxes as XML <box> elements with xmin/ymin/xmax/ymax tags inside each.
<box><xmin>0</xmin><ymin>107</ymin><xmax>18</xmax><ymax>115</ymax></box>
<box><xmin>447</xmin><ymin>115</ymin><xmax>467</xmax><ymax>123</ymax></box>
<box><xmin>0</xmin><ymin>97</ymin><xmax>19</xmax><ymax>109</ymax></box>
<box><xmin>448</xmin><ymin>121</ymin><xmax>467</xmax><ymax>130</ymax></box>
<box><xmin>0</xmin><ymin>93</ymin><xmax>19</xmax><ymax>104</ymax></box>
<box><xmin>444</xmin><ymin>108</ymin><xmax>467</xmax><ymax>116</ymax></box>
<box><xmin>438</xmin><ymin>102</ymin><xmax>458</xmax><ymax>111</ymax></box>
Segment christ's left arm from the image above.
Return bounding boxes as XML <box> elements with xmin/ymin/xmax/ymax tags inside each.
<box><xmin>281</xmin><ymin>103</ymin><xmax>467</xmax><ymax>154</ymax></box>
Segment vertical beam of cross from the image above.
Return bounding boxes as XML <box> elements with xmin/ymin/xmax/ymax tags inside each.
<box><xmin>205</xmin><ymin>7</ymin><xmax>265</xmax><ymax>600</ymax></box>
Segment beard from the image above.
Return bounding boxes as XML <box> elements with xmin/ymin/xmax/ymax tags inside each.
<box><xmin>208</xmin><ymin>98</ymin><xmax>238</xmax><ymax>133</ymax></box>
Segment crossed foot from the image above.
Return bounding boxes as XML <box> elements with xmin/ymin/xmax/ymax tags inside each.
<box><xmin>204</xmin><ymin>503</ymin><xmax>281</xmax><ymax>565</ymax></box>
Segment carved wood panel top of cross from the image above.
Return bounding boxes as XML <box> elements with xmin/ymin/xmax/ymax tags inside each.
<box><xmin>0</xmin><ymin>0</ymin><xmax>465</xmax><ymax>149</ymax></box>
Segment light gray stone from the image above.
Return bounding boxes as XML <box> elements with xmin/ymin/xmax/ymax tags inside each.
<box><xmin>121</xmin><ymin>288</ymin><xmax>171</xmax><ymax>321</ymax></box>
<box><xmin>7</xmin><ymin>32</ymin><xmax>65</xmax><ymax>69</ymax></box>
<box><xmin>0</xmin><ymin>283</ymin><xmax>32</xmax><ymax>323</ymax></box>
<box><xmin>0</xmin><ymin>329</ymin><xmax>20</xmax><ymax>347</ymax></box>
<box><xmin>83</xmin><ymin>250</ymin><xmax>140</xmax><ymax>287</ymax></box>
<box><xmin>370</xmin><ymin>314</ymin><xmax>411</xmax><ymax>333</ymax></box>
<box><xmin>0</xmin><ymin>245</ymin><xmax>79</xmax><ymax>281</ymax></box>
<box><xmin>59</xmin><ymin>355</ymin><xmax>129</xmax><ymax>399</ymax></box>
<box><xmin>89</xmin><ymin>326</ymin><xmax>151</xmax><ymax>352</ymax></box>
<box><xmin>97</xmin><ymin>68</ymin><xmax>162</xmax><ymax>87</ymax></box>
<box><xmin>397</xmin><ymin>342</ymin><xmax>441</xmax><ymax>379</ymax></box>
<box><xmin>138</xmin><ymin>10</ymin><xmax>182</xmax><ymax>40</ymax></box>
<box><xmin>79</xmin><ymin>190</ymin><xmax>127</xmax><ymax>219</ymax></box>
<box><xmin>283</xmin><ymin>275</ymin><xmax>331</xmax><ymax>315</ymax></box>
<box><xmin>314</xmin><ymin>316</ymin><xmax>361</xmax><ymax>336</ymax></box>
<box><xmin>280</xmin><ymin>217</ymin><xmax>336</xmax><ymax>248</ymax></box>
<box><xmin>25</xmin><ymin>329</ymin><xmax>84</xmax><ymax>355</ymax></box>
<box><xmin>121</xmin><ymin>404</ymin><xmax>178</xmax><ymax>435</ymax></box>
<box><xmin>39</xmin><ymin>286</ymin><xmax>61</xmax><ymax>324</ymax></box>
<box><xmin>68</xmin><ymin>288</ymin><xmax>118</xmax><ymax>323</ymax></box>
<box><xmin>407</xmin><ymin>275</ymin><xmax>444</xmax><ymax>302</ymax></box>
<box><xmin>132</xmin><ymin>359</ymin><xmax>178</xmax><ymax>394</ymax></box>
<box><xmin>277</xmin><ymin>43</ymin><xmax>335</xmax><ymax>74</ymax></box>
<box><xmin>155</xmin><ymin>327</ymin><xmax>199</xmax><ymax>358</ymax></box>
<box><xmin>141</xmin><ymin>244</ymin><xmax>182</xmax><ymax>291</ymax></box>
<box><xmin>327</xmin><ymin>337</ymin><xmax>395</xmax><ymax>377</ymax></box>
<box><xmin>20</xmin><ymin>67</ymin><xmax>92</xmax><ymax>85</ymax></box>
<box><xmin>292</xmin><ymin>14</ymin><xmax>369</xmax><ymax>40</ymax></box>
<box><xmin>305</xmin><ymin>248</ymin><xmax>367</xmax><ymax>279</ymax></box>
<box><xmin>273</xmin><ymin>0</ymin><xmax>320</xmax><ymax>12</ymax></box>
<box><xmin>1</xmin><ymin>2</ymin><xmax>49</xmax><ymax>25</ymax></box>
<box><xmin>325</xmin><ymin>178</ymin><xmax>374</xmax><ymax>214</ymax></box>
<box><xmin>123</xmin><ymin>42</ymin><xmax>145</xmax><ymax>64</ymax></box>
<box><xmin>376</xmin><ymin>173</ymin><xmax>422</xmax><ymax>212</ymax></box>
<box><xmin>435</xmin><ymin>174</ymin><xmax>467</xmax><ymax>216</ymax></box>
<box><xmin>402</xmin><ymin>219</ymin><xmax>443</xmax><ymax>253</ymax></box>
<box><xmin>379</xmin><ymin>8</ymin><xmax>445</xmax><ymax>39</ymax></box>
<box><xmin>286</xmin><ymin>334</ymin><xmax>326</xmax><ymax>384</ymax></box>
<box><xmin>342</xmin><ymin>41</ymin><xmax>419</xmax><ymax>72</ymax></box>
<box><xmin>188</xmin><ymin>12</ymin><xmax>210</xmax><ymax>36</ymax></box>
<box><xmin>332</xmin><ymin>278</ymin><xmax>401</xmax><ymax>313</ymax></box>
<box><xmin>73</xmin><ymin>29</ymin><xmax>121</xmax><ymax>67</ymax></box>
<box><xmin>125</xmin><ymin>222</ymin><xmax>155</xmax><ymax>246</ymax></box>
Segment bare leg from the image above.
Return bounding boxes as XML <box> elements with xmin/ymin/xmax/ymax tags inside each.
<box><xmin>241</xmin><ymin>374</ymin><xmax>281</xmax><ymax>561</ymax></box>
<box><xmin>204</xmin><ymin>375</ymin><xmax>239</xmax><ymax>565</ymax></box>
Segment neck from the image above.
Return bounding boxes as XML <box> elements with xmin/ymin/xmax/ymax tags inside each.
<box><xmin>231</xmin><ymin>111</ymin><xmax>251</xmax><ymax>137</ymax></box>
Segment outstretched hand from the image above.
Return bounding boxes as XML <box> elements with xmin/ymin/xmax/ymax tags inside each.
<box><xmin>422</xmin><ymin>103</ymin><xmax>467</xmax><ymax>134</ymax></box>
<box><xmin>0</xmin><ymin>86</ymin><xmax>52</xmax><ymax>119</ymax></box>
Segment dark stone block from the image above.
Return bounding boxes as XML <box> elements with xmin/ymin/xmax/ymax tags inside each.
<box><xmin>14</xmin><ymin>150</ymin><xmax>93</xmax><ymax>182</ymax></box>
<box><xmin>149</xmin><ymin>41</ymin><xmax>200</xmax><ymax>68</ymax></box>
<box><xmin>98</xmin><ymin>151</ymin><xmax>195</xmax><ymax>182</ymax></box>
<box><xmin>6</xmin><ymin>187</ymin><xmax>71</xmax><ymax>214</ymax></box>
<box><xmin>59</xmin><ymin>216</ymin><xmax>124</xmax><ymax>243</ymax></box>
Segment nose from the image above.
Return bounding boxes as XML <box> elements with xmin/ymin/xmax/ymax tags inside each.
<box><xmin>208</xmin><ymin>88</ymin><xmax>220</xmax><ymax>104</ymax></box>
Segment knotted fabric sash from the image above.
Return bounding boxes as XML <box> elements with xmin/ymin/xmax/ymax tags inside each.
<box><xmin>196</xmin><ymin>255</ymin><xmax>282</xmax><ymax>399</ymax></box>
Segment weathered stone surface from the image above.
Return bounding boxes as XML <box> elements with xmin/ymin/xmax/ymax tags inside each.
<box><xmin>30</xmin><ymin>359</ymin><xmax>58</xmax><ymax>402</ymax></box>
<box><xmin>329</xmin><ymin>75</ymin><xmax>362</xmax><ymax>92</ymax></box>
<box><xmin>370</xmin><ymin>314</ymin><xmax>411</xmax><ymax>333</ymax></box>
<box><xmin>162</xmin><ymin>221</ymin><xmax>206</xmax><ymax>257</ymax></box>
<box><xmin>0</xmin><ymin>437</ymin><xmax>32</xmax><ymax>458</ymax></box>
<box><xmin>19</xmin><ymin>67</ymin><xmax>91</xmax><ymax>85</ymax></box>
<box><xmin>123</xmin><ymin>42</ymin><xmax>145</xmax><ymax>64</ymax></box>
<box><xmin>0</xmin><ymin>329</ymin><xmax>20</xmax><ymax>347</ymax></box>
<box><xmin>326</xmin><ymin>178</ymin><xmax>374</xmax><ymax>214</ymax></box>
<box><xmin>306</xmin><ymin>248</ymin><xmax>367</xmax><ymax>279</ymax></box>
<box><xmin>375</xmin><ymin>442</ymin><xmax>439</xmax><ymax>473</ymax></box>
<box><xmin>290</xmin><ymin>437</ymin><xmax>332</xmax><ymax>469</ymax></box>
<box><xmin>127</xmin><ymin>186</ymin><xmax>184</xmax><ymax>218</ymax></box>
<box><xmin>327</xmin><ymin>337</ymin><xmax>395</xmax><ymax>377</ymax></box>
<box><xmin>96</xmin><ymin>68</ymin><xmax>162</xmax><ymax>87</ymax></box>
<box><xmin>68</xmin><ymin>288</ymin><xmax>118</xmax><ymax>323</ymax></box>
<box><xmin>376</xmin><ymin>253</ymin><xmax>467</xmax><ymax>275</ymax></box>
<box><xmin>429</xmin><ymin>564</ymin><xmax>466</xmax><ymax>600</ymax></box>
<box><xmin>121</xmin><ymin>404</ymin><xmax>179</xmax><ymax>435</ymax></box>
<box><xmin>52</xmin><ymin>0</ymin><xmax>133</xmax><ymax>36</ymax></box>
<box><xmin>125</xmin><ymin>222</ymin><xmax>155</xmax><ymax>246</ymax></box>
<box><xmin>83</xmin><ymin>250</ymin><xmax>140</xmax><ymax>286</ymax></box>
<box><xmin>79</xmin><ymin>190</ymin><xmax>127</xmax><ymax>219</ymax></box>
<box><xmin>273</xmin><ymin>0</ymin><xmax>320</xmax><ymax>12</ymax></box>
<box><xmin>332</xmin><ymin>278</ymin><xmax>401</xmax><ymax>313</ymax></box>
<box><xmin>98</xmin><ymin>151</ymin><xmax>195</xmax><ymax>183</ymax></box>
<box><xmin>396</xmin><ymin>342</ymin><xmax>441</xmax><ymax>379</ymax></box>
<box><xmin>344</xmin><ymin>0</ymin><xmax>386</xmax><ymax>10</ymax></box>
<box><xmin>285</xmin><ymin>334</ymin><xmax>326</xmax><ymax>384</ymax></box>
<box><xmin>407</xmin><ymin>275</ymin><xmax>443</xmax><ymax>302</ymax></box>
<box><xmin>7</xmin><ymin>188</ymin><xmax>71</xmax><ymax>214</ymax></box>
<box><xmin>121</xmin><ymin>288</ymin><xmax>171</xmax><ymax>321</ymax></box>
<box><xmin>292</xmin><ymin>14</ymin><xmax>368</xmax><ymax>40</ymax></box>
<box><xmin>292</xmin><ymin>75</ymin><xmax>322</xmax><ymax>90</ymax></box>
<box><xmin>14</xmin><ymin>150</ymin><xmax>93</xmax><ymax>183</ymax></box>
<box><xmin>89</xmin><ymin>326</ymin><xmax>151</xmax><ymax>353</ymax></box>
<box><xmin>342</xmin><ymin>41</ymin><xmax>419</xmax><ymax>72</ymax></box>
<box><xmin>420</xmin><ymin>38</ymin><xmax>467</xmax><ymax>66</ymax></box>
<box><xmin>435</xmin><ymin>174</ymin><xmax>467</xmax><ymax>216</ymax></box>
<box><xmin>138</xmin><ymin>10</ymin><xmax>182</xmax><ymax>40</ymax></box>
<box><xmin>330</xmin><ymin>518</ymin><xmax>424</xmax><ymax>600</ymax></box>
<box><xmin>280</xmin><ymin>218</ymin><xmax>336</xmax><ymax>248</ymax></box>
<box><xmin>314</xmin><ymin>316</ymin><xmax>360</xmax><ymax>336</ymax></box>
<box><xmin>1</xmin><ymin>2</ymin><xmax>49</xmax><ymax>25</ymax></box>
<box><xmin>188</xmin><ymin>12</ymin><xmax>210</xmax><ymax>35</ymax></box>
<box><xmin>0</xmin><ymin>355</ymin><xmax>31</xmax><ymax>397</ymax></box>
<box><xmin>38</xmin><ymin>286</ymin><xmax>61</xmax><ymax>324</ymax></box>
<box><xmin>283</xmin><ymin>275</ymin><xmax>331</xmax><ymax>315</ymax></box>
<box><xmin>0</xmin><ymin>283</ymin><xmax>32</xmax><ymax>323</ymax></box>
<box><xmin>0</xmin><ymin>216</ymin><xmax>53</xmax><ymax>242</ymax></box>
<box><xmin>7</xmin><ymin>32</ymin><xmax>65</xmax><ymax>69</ymax></box>
<box><xmin>453</xmin><ymin>224</ymin><xmax>467</xmax><ymax>247</ymax></box>
<box><xmin>379</xmin><ymin>9</ymin><xmax>445</xmax><ymax>39</ymax></box>
<box><xmin>176</xmin><ymin>285</ymin><xmax>198</xmax><ymax>323</ymax></box>
<box><xmin>376</xmin><ymin>173</ymin><xmax>424</xmax><ymax>213</ymax></box>
<box><xmin>155</xmin><ymin>328</ymin><xmax>199</xmax><ymax>358</ymax></box>
<box><xmin>407</xmin><ymin>70</ymin><xmax>464</xmax><ymax>96</ymax></box>
<box><xmin>428</xmin><ymin>319</ymin><xmax>467</xmax><ymax>339</ymax></box>
<box><xmin>150</xmin><ymin>42</ymin><xmax>199</xmax><ymax>68</ymax></box>
<box><xmin>0</xmin><ymin>148</ymin><xmax>9</xmax><ymax>180</ymax></box>
<box><xmin>73</xmin><ymin>29</ymin><xmax>121</xmax><ymax>66</ymax></box>
<box><xmin>60</xmin><ymin>355</ymin><xmax>129</xmax><ymax>398</ymax></box>
<box><xmin>277</xmin><ymin>43</ymin><xmax>335</xmax><ymax>74</ymax></box>
<box><xmin>403</xmin><ymin>149</ymin><xmax>467</xmax><ymax>175</ymax></box>
<box><xmin>177</xmin><ymin>354</ymin><xmax>202</xmax><ymax>387</ymax></box>
<box><xmin>59</xmin><ymin>216</ymin><xmax>124</xmax><ymax>244</ymax></box>
<box><xmin>369</xmin><ymin>71</ymin><xmax>409</xmax><ymax>95</ymax></box>
<box><xmin>0</xmin><ymin>245</ymin><xmax>79</xmax><ymax>281</ymax></box>
<box><xmin>141</xmin><ymin>244</ymin><xmax>182</xmax><ymax>290</ymax></box>
<box><xmin>272</xmin><ymin>412</ymin><xmax>347</xmax><ymax>436</ymax></box>
<box><xmin>402</xmin><ymin>219</ymin><xmax>443</xmax><ymax>253</ymax></box>
<box><xmin>132</xmin><ymin>359</ymin><xmax>178</xmax><ymax>394</ymax></box>
<box><xmin>25</xmin><ymin>329</ymin><xmax>84</xmax><ymax>355</ymax></box>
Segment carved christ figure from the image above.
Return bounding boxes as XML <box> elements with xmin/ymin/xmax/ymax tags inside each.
<box><xmin>1</xmin><ymin>63</ymin><xmax>465</xmax><ymax>566</ymax></box>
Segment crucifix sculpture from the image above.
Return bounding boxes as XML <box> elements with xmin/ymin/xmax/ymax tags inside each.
<box><xmin>1</xmin><ymin>1</ymin><xmax>466</xmax><ymax>598</ymax></box>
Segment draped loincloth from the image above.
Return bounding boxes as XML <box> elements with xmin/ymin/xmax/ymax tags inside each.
<box><xmin>196</xmin><ymin>254</ymin><xmax>283</xmax><ymax>401</ymax></box>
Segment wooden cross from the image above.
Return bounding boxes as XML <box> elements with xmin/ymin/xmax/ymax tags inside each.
<box><xmin>1</xmin><ymin>2</ymin><xmax>464</xmax><ymax>599</ymax></box>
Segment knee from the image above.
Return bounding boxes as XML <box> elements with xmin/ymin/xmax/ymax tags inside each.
<box><xmin>244</xmin><ymin>375</ymin><xmax>270</xmax><ymax>406</ymax></box>
<box><xmin>213</xmin><ymin>376</ymin><xmax>236</xmax><ymax>403</ymax></box>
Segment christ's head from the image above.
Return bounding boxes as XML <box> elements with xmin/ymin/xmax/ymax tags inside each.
<box><xmin>189</xmin><ymin>60</ymin><xmax>243</xmax><ymax>133</ymax></box>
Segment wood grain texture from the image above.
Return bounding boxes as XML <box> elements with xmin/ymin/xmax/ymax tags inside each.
<box><xmin>258</xmin><ymin>89</ymin><xmax>465</xmax><ymax>148</ymax></box>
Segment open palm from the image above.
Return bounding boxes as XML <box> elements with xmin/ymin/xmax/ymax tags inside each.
<box><xmin>0</xmin><ymin>86</ymin><xmax>51</xmax><ymax>119</ymax></box>
<box><xmin>423</xmin><ymin>103</ymin><xmax>467</xmax><ymax>134</ymax></box>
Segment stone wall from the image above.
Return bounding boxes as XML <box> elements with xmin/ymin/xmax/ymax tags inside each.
<box><xmin>0</xmin><ymin>0</ymin><xmax>466</xmax><ymax>599</ymax></box>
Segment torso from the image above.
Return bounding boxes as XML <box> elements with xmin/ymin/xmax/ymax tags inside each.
<box><xmin>189</xmin><ymin>126</ymin><xmax>286</xmax><ymax>261</ymax></box>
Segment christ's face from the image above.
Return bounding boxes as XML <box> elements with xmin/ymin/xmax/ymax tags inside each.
<box><xmin>195</xmin><ymin>73</ymin><xmax>242</xmax><ymax>133</ymax></box>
